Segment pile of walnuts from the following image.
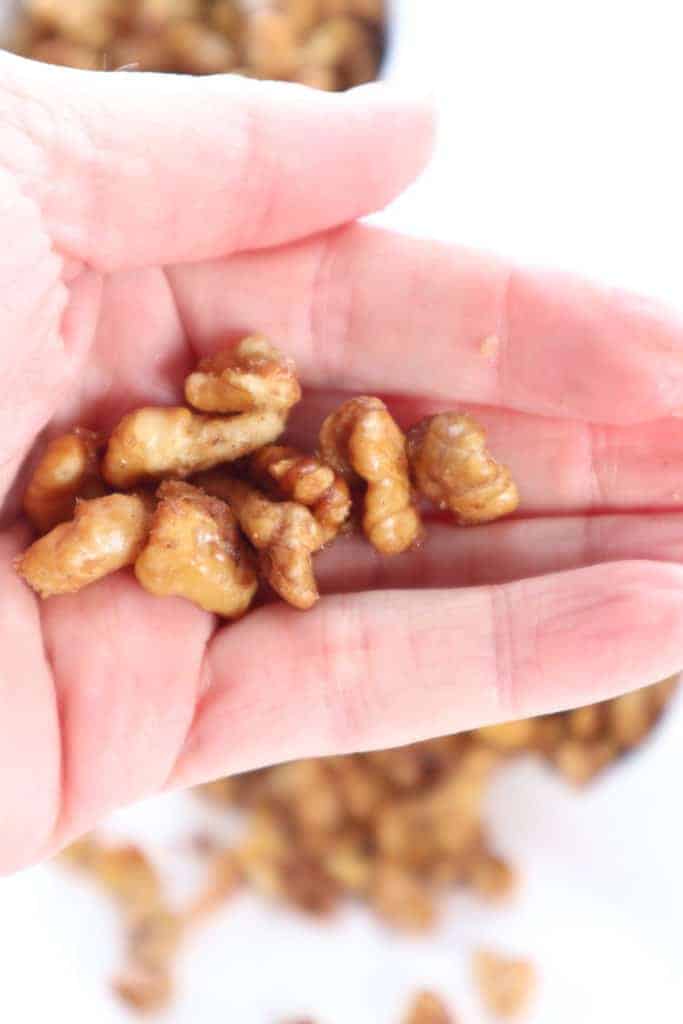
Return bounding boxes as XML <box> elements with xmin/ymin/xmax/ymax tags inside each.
<box><xmin>10</xmin><ymin>0</ymin><xmax>385</xmax><ymax>91</ymax></box>
<box><xmin>17</xmin><ymin>335</ymin><xmax>519</xmax><ymax>612</ymax></box>
<box><xmin>62</xmin><ymin>676</ymin><xmax>675</xmax><ymax>1015</ymax></box>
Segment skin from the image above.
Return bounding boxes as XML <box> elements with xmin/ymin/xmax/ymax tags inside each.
<box><xmin>2</xmin><ymin>53</ymin><xmax>683</xmax><ymax>874</ymax></box>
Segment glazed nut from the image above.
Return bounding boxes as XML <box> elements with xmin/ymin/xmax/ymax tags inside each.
<box><xmin>402</xmin><ymin>991</ymin><xmax>457</xmax><ymax>1024</ymax></box>
<box><xmin>135</xmin><ymin>481</ymin><xmax>258</xmax><ymax>618</ymax></box>
<box><xmin>407</xmin><ymin>413</ymin><xmax>519</xmax><ymax>525</ymax></box>
<box><xmin>102</xmin><ymin>405</ymin><xmax>286</xmax><ymax>489</ymax></box>
<box><xmin>197</xmin><ymin>473</ymin><xmax>324</xmax><ymax>610</ymax></box>
<box><xmin>249</xmin><ymin>445</ymin><xmax>352</xmax><ymax>542</ymax></box>
<box><xmin>319</xmin><ymin>395</ymin><xmax>421</xmax><ymax>554</ymax></box>
<box><xmin>17</xmin><ymin>493</ymin><xmax>153</xmax><ymax>598</ymax></box>
<box><xmin>23</xmin><ymin>428</ymin><xmax>106</xmax><ymax>533</ymax></box>
<box><xmin>185</xmin><ymin>337</ymin><xmax>301</xmax><ymax>415</ymax></box>
<box><xmin>472</xmin><ymin>950</ymin><xmax>536</xmax><ymax>1020</ymax></box>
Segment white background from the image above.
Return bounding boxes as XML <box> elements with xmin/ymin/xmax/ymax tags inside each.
<box><xmin>2</xmin><ymin>1</ymin><xmax>683</xmax><ymax>1021</ymax></box>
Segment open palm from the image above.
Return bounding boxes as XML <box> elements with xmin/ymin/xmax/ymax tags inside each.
<box><xmin>3</xmin><ymin>53</ymin><xmax>683</xmax><ymax>874</ymax></box>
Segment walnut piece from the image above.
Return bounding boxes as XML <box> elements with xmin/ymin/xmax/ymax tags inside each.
<box><xmin>402</xmin><ymin>991</ymin><xmax>457</xmax><ymax>1024</ymax></box>
<box><xmin>473</xmin><ymin>950</ymin><xmax>536</xmax><ymax>1020</ymax></box>
<box><xmin>17</xmin><ymin>493</ymin><xmax>152</xmax><ymax>598</ymax></box>
<box><xmin>249</xmin><ymin>444</ymin><xmax>352</xmax><ymax>542</ymax></box>
<box><xmin>102</xmin><ymin>406</ymin><xmax>286</xmax><ymax>489</ymax></box>
<box><xmin>135</xmin><ymin>481</ymin><xmax>257</xmax><ymax>618</ymax></box>
<box><xmin>319</xmin><ymin>396</ymin><xmax>421</xmax><ymax>554</ymax></box>
<box><xmin>197</xmin><ymin>473</ymin><xmax>324</xmax><ymax>610</ymax></box>
<box><xmin>407</xmin><ymin>413</ymin><xmax>519</xmax><ymax>525</ymax></box>
<box><xmin>24</xmin><ymin>428</ymin><xmax>106</xmax><ymax>534</ymax></box>
<box><xmin>185</xmin><ymin>337</ymin><xmax>301</xmax><ymax>415</ymax></box>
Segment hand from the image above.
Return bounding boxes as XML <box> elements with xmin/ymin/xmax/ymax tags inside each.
<box><xmin>2</xmin><ymin>53</ymin><xmax>683</xmax><ymax>874</ymax></box>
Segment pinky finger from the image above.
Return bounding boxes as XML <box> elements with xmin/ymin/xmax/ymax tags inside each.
<box><xmin>171</xmin><ymin>560</ymin><xmax>683</xmax><ymax>787</ymax></box>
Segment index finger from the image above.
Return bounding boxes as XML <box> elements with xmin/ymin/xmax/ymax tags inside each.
<box><xmin>0</xmin><ymin>54</ymin><xmax>433</xmax><ymax>271</ymax></box>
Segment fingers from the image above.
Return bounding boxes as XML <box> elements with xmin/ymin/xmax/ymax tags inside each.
<box><xmin>0</xmin><ymin>54</ymin><xmax>433</xmax><ymax>271</ymax></box>
<box><xmin>314</xmin><ymin>514</ymin><xmax>683</xmax><ymax>592</ymax></box>
<box><xmin>168</xmin><ymin>223</ymin><xmax>683</xmax><ymax>424</ymax></box>
<box><xmin>0</xmin><ymin>528</ymin><xmax>61</xmax><ymax>874</ymax></box>
<box><xmin>37</xmin><ymin>572</ymin><xmax>213</xmax><ymax>851</ymax></box>
<box><xmin>171</xmin><ymin>561</ymin><xmax>683</xmax><ymax>787</ymax></box>
<box><xmin>287</xmin><ymin>392</ymin><xmax>683</xmax><ymax>515</ymax></box>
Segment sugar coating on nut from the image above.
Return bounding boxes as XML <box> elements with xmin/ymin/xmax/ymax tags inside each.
<box><xmin>17</xmin><ymin>493</ymin><xmax>153</xmax><ymax>598</ymax></box>
<box><xmin>472</xmin><ymin>950</ymin><xmax>536</xmax><ymax>1020</ymax></box>
<box><xmin>402</xmin><ymin>991</ymin><xmax>457</xmax><ymax>1024</ymax></box>
<box><xmin>135</xmin><ymin>481</ymin><xmax>257</xmax><ymax>618</ymax></box>
<box><xmin>197</xmin><ymin>473</ymin><xmax>324</xmax><ymax>610</ymax></box>
<box><xmin>23</xmin><ymin>428</ymin><xmax>106</xmax><ymax>534</ymax></box>
<box><xmin>407</xmin><ymin>413</ymin><xmax>519</xmax><ymax>525</ymax></box>
<box><xmin>185</xmin><ymin>337</ymin><xmax>301</xmax><ymax>415</ymax></box>
<box><xmin>319</xmin><ymin>395</ymin><xmax>421</xmax><ymax>554</ymax></box>
<box><xmin>249</xmin><ymin>444</ymin><xmax>352</xmax><ymax>542</ymax></box>
<box><xmin>103</xmin><ymin>405</ymin><xmax>286</xmax><ymax>489</ymax></box>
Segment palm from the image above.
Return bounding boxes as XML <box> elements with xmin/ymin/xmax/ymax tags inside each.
<box><xmin>3</xmin><ymin>56</ymin><xmax>683</xmax><ymax>875</ymax></box>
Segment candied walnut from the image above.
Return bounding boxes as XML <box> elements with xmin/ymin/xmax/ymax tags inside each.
<box><xmin>553</xmin><ymin>738</ymin><xmax>618</xmax><ymax>786</ymax></box>
<box><xmin>24</xmin><ymin>428</ymin><xmax>106</xmax><ymax>533</ymax></box>
<box><xmin>91</xmin><ymin>845</ymin><xmax>164</xmax><ymax>916</ymax></box>
<box><xmin>407</xmin><ymin>413</ymin><xmax>519</xmax><ymax>525</ymax></box>
<box><xmin>185</xmin><ymin>337</ymin><xmax>301</xmax><ymax>415</ymax></box>
<box><xmin>17</xmin><ymin>493</ymin><xmax>152</xmax><ymax>598</ymax></box>
<box><xmin>135</xmin><ymin>481</ymin><xmax>257</xmax><ymax>618</ymax></box>
<box><xmin>27</xmin><ymin>39</ymin><xmax>103</xmax><ymax>69</ymax></box>
<box><xmin>197</xmin><ymin>473</ymin><xmax>324</xmax><ymax>609</ymax></box>
<box><xmin>103</xmin><ymin>406</ymin><xmax>285</xmax><ymax>489</ymax></box>
<box><xmin>464</xmin><ymin>850</ymin><xmax>517</xmax><ymax>904</ymax></box>
<box><xmin>293</xmin><ymin>64</ymin><xmax>339</xmax><ymax>90</ymax></box>
<box><xmin>26</xmin><ymin>0</ymin><xmax>121</xmax><ymax>48</ymax></box>
<box><xmin>319</xmin><ymin>396</ymin><xmax>421</xmax><ymax>554</ymax></box>
<box><xmin>243</xmin><ymin>10</ymin><xmax>299</xmax><ymax>79</ymax></box>
<box><xmin>567</xmin><ymin>704</ymin><xmax>603</xmax><ymax>741</ymax></box>
<box><xmin>187</xmin><ymin>849</ymin><xmax>243</xmax><ymax>921</ymax></box>
<box><xmin>209</xmin><ymin>0</ymin><xmax>243</xmax><ymax>36</ymax></box>
<box><xmin>164</xmin><ymin>20</ymin><xmax>238</xmax><ymax>74</ymax></box>
<box><xmin>607</xmin><ymin>689</ymin><xmax>653</xmax><ymax>748</ymax></box>
<box><xmin>476</xmin><ymin>720</ymin><xmax>536</xmax><ymax>751</ymax></box>
<box><xmin>249</xmin><ymin>444</ymin><xmax>352</xmax><ymax>542</ymax></box>
<box><xmin>473</xmin><ymin>950</ymin><xmax>536</xmax><ymax>1020</ymax></box>
<box><xmin>113</xmin><ymin>965</ymin><xmax>174</xmax><ymax>1015</ymax></box>
<box><xmin>301</xmin><ymin>16</ymin><xmax>379</xmax><ymax>88</ymax></box>
<box><xmin>371</xmin><ymin>862</ymin><xmax>435</xmax><ymax>931</ymax></box>
<box><xmin>403</xmin><ymin>991</ymin><xmax>456</xmax><ymax>1024</ymax></box>
<box><xmin>138</xmin><ymin>0</ymin><xmax>202</xmax><ymax>28</ymax></box>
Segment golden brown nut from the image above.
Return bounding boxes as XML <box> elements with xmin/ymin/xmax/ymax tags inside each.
<box><xmin>196</xmin><ymin>474</ymin><xmax>324</xmax><ymax>610</ymax></box>
<box><xmin>407</xmin><ymin>413</ymin><xmax>519</xmax><ymax>525</ymax></box>
<box><xmin>464</xmin><ymin>851</ymin><xmax>517</xmax><ymax>904</ymax></box>
<box><xmin>26</xmin><ymin>39</ymin><xmax>103</xmax><ymax>70</ymax></box>
<box><xmin>249</xmin><ymin>445</ymin><xmax>352</xmax><ymax>542</ymax></box>
<box><xmin>26</xmin><ymin>0</ymin><xmax>120</xmax><ymax>48</ymax></box>
<box><xmin>319</xmin><ymin>396</ymin><xmax>421</xmax><ymax>554</ymax></box>
<box><xmin>402</xmin><ymin>991</ymin><xmax>456</xmax><ymax>1024</ymax></box>
<box><xmin>102</xmin><ymin>406</ymin><xmax>285</xmax><ymax>489</ymax></box>
<box><xmin>301</xmin><ymin>16</ymin><xmax>379</xmax><ymax>87</ymax></box>
<box><xmin>137</xmin><ymin>0</ymin><xmax>202</xmax><ymax>28</ymax></box>
<box><xmin>135</xmin><ymin>481</ymin><xmax>257</xmax><ymax>618</ymax></box>
<box><xmin>164</xmin><ymin>20</ymin><xmax>238</xmax><ymax>74</ymax></box>
<box><xmin>370</xmin><ymin>862</ymin><xmax>435</xmax><ymax>931</ymax></box>
<box><xmin>472</xmin><ymin>950</ymin><xmax>536</xmax><ymax>1020</ymax></box>
<box><xmin>185</xmin><ymin>337</ymin><xmax>301</xmax><ymax>415</ymax></box>
<box><xmin>17</xmin><ymin>493</ymin><xmax>152</xmax><ymax>599</ymax></box>
<box><xmin>243</xmin><ymin>10</ymin><xmax>299</xmax><ymax>79</ymax></box>
<box><xmin>24</xmin><ymin>428</ymin><xmax>106</xmax><ymax>534</ymax></box>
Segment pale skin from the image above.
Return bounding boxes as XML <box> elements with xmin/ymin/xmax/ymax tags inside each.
<box><xmin>2</xmin><ymin>52</ymin><xmax>683</xmax><ymax>875</ymax></box>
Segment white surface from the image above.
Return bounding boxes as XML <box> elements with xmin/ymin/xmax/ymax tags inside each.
<box><xmin>3</xmin><ymin>2</ymin><xmax>683</xmax><ymax>1022</ymax></box>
